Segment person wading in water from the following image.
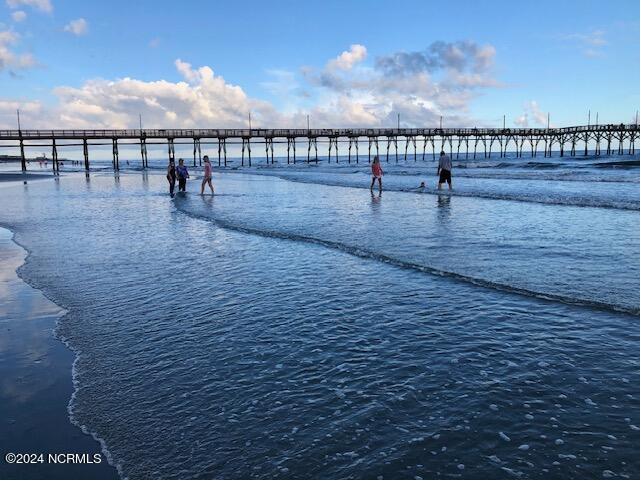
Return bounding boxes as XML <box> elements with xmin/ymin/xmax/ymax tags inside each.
<box><xmin>437</xmin><ymin>150</ymin><xmax>452</xmax><ymax>190</ymax></box>
<box><xmin>200</xmin><ymin>156</ymin><xmax>214</xmax><ymax>195</ymax></box>
<box><xmin>370</xmin><ymin>156</ymin><xmax>383</xmax><ymax>193</ymax></box>
<box><xmin>166</xmin><ymin>159</ymin><xmax>176</xmax><ymax>197</ymax></box>
<box><xmin>176</xmin><ymin>158</ymin><xmax>190</xmax><ymax>193</ymax></box>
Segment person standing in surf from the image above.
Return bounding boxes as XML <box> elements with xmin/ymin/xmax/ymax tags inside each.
<box><xmin>166</xmin><ymin>159</ymin><xmax>176</xmax><ymax>197</ymax></box>
<box><xmin>370</xmin><ymin>156</ymin><xmax>383</xmax><ymax>193</ymax></box>
<box><xmin>437</xmin><ymin>150</ymin><xmax>452</xmax><ymax>190</ymax></box>
<box><xmin>200</xmin><ymin>156</ymin><xmax>214</xmax><ymax>195</ymax></box>
<box><xmin>176</xmin><ymin>158</ymin><xmax>190</xmax><ymax>193</ymax></box>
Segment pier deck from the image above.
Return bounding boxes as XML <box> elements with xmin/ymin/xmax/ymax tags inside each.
<box><xmin>1</xmin><ymin>124</ymin><xmax>638</xmax><ymax>173</ymax></box>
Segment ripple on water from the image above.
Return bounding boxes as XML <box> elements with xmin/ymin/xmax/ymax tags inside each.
<box><xmin>0</xmin><ymin>173</ymin><xmax>638</xmax><ymax>479</ymax></box>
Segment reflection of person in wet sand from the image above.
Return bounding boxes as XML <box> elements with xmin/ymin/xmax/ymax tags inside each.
<box><xmin>370</xmin><ymin>190</ymin><xmax>382</xmax><ymax>208</ymax></box>
<box><xmin>370</xmin><ymin>156</ymin><xmax>383</xmax><ymax>193</ymax></box>
<box><xmin>437</xmin><ymin>193</ymin><xmax>451</xmax><ymax>208</ymax></box>
<box><xmin>437</xmin><ymin>193</ymin><xmax>451</xmax><ymax>220</ymax></box>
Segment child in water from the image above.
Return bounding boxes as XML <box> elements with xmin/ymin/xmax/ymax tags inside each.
<box><xmin>370</xmin><ymin>156</ymin><xmax>383</xmax><ymax>193</ymax></box>
<box><xmin>201</xmin><ymin>156</ymin><xmax>214</xmax><ymax>195</ymax></box>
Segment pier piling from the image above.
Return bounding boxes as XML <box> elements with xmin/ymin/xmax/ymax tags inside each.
<box><xmin>167</xmin><ymin>138</ymin><xmax>175</xmax><ymax>163</ymax></box>
<box><xmin>19</xmin><ymin>138</ymin><xmax>26</xmax><ymax>172</ymax></box>
<box><xmin>83</xmin><ymin>139</ymin><xmax>89</xmax><ymax>171</ymax></box>
<box><xmin>52</xmin><ymin>138</ymin><xmax>58</xmax><ymax>174</ymax></box>
<box><xmin>193</xmin><ymin>138</ymin><xmax>201</xmax><ymax>167</ymax></box>
<box><xmin>140</xmin><ymin>136</ymin><xmax>148</xmax><ymax>168</ymax></box>
<box><xmin>112</xmin><ymin>138</ymin><xmax>119</xmax><ymax>171</ymax></box>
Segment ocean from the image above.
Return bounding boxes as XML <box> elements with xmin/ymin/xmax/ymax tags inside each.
<box><xmin>0</xmin><ymin>152</ymin><xmax>639</xmax><ymax>479</ymax></box>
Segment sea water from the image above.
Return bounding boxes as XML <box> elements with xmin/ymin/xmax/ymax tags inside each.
<box><xmin>0</xmin><ymin>152</ymin><xmax>639</xmax><ymax>479</ymax></box>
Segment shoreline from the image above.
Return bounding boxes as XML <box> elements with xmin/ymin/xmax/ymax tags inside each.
<box><xmin>0</xmin><ymin>227</ymin><xmax>119</xmax><ymax>480</ymax></box>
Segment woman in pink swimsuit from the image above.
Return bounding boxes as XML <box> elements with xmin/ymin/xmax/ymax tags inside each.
<box><xmin>370</xmin><ymin>156</ymin><xmax>383</xmax><ymax>193</ymax></box>
<box><xmin>200</xmin><ymin>156</ymin><xmax>214</xmax><ymax>195</ymax></box>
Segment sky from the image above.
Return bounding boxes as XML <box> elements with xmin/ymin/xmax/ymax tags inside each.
<box><xmin>1</xmin><ymin>0</ymin><xmax>639</xmax><ymax>130</ymax></box>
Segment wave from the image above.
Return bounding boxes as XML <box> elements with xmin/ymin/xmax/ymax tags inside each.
<box><xmin>173</xmin><ymin>201</ymin><xmax>639</xmax><ymax>317</ymax></box>
<box><xmin>594</xmin><ymin>160</ymin><xmax>640</xmax><ymax>169</ymax></box>
<box><xmin>451</xmin><ymin>172</ymin><xmax>640</xmax><ymax>183</ymax></box>
<box><xmin>426</xmin><ymin>189</ymin><xmax>640</xmax><ymax>211</ymax></box>
<box><xmin>243</xmin><ymin>171</ymin><xmax>640</xmax><ymax>211</ymax></box>
<box><xmin>455</xmin><ymin>161</ymin><xmax>567</xmax><ymax>170</ymax></box>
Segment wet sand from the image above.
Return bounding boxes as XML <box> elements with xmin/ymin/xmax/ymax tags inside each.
<box><xmin>0</xmin><ymin>173</ymin><xmax>53</xmax><ymax>183</ymax></box>
<box><xmin>0</xmin><ymin>228</ymin><xmax>118</xmax><ymax>480</ymax></box>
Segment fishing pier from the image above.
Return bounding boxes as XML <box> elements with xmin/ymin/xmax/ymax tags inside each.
<box><xmin>1</xmin><ymin>124</ymin><xmax>638</xmax><ymax>173</ymax></box>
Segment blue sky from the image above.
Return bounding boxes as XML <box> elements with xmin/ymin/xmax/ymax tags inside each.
<box><xmin>1</xmin><ymin>0</ymin><xmax>639</xmax><ymax>129</ymax></box>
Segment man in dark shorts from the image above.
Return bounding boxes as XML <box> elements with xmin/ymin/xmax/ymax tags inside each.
<box><xmin>437</xmin><ymin>150</ymin><xmax>452</xmax><ymax>190</ymax></box>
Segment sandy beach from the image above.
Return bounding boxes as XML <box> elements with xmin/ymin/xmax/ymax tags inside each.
<box><xmin>0</xmin><ymin>226</ymin><xmax>118</xmax><ymax>480</ymax></box>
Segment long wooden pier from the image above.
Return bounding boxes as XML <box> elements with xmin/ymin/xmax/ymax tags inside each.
<box><xmin>1</xmin><ymin>124</ymin><xmax>638</xmax><ymax>173</ymax></box>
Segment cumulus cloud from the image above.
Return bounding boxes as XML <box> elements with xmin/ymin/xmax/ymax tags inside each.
<box><xmin>0</xmin><ymin>29</ymin><xmax>37</xmax><ymax>71</ymax></box>
<box><xmin>327</xmin><ymin>44</ymin><xmax>367</xmax><ymax>71</ymax></box>
<box><xmin>376</xmin><ymin>41</ymin><xmax>496</xmax><ymax>76</ymax></box>
<box><xmin>64</xmin><ymin>18</ymin><xmax>88</xmax><ymax>36</ymax></box>
<box><xmin>11</xmin><ymin>10</ymin><xmax>27</xmax><ymax>22</ymax></box>
<box><xmin>302</xmin><ymin>44</ymin><xmax>371</xmax><ymax>92</ymax></box>
<box><xmin>301</xmin><ymin>41</ymin><xmax>501</xmax><ymax>127</ymax></box>
<box><xmin>0</xmin><ymin>99</ymin><xmax>42</xmax><ymax>129</ymax></box>
<box><xmin>0</xmin><ymin>98</ymin><xmax>41</xmax><ymax>113</ymax></box>
<box><xmin>6</xmin><ymin>0</ymin><xmax>52</xmax><ymax>13</ymax></box>
<box><xmin>44</xmin><ymin>59</ymin><xmax>279</xmax><ymax>129</ymax></box>
<box><xmin>0</xmin><ymin>41</ymin><xmax>504</xmax><ymax>129</ymax></box>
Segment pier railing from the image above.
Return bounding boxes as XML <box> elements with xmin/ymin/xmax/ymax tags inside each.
<box><xmin>1</xmin><ymin>124</ymin><xmax>638</xmax><ymax>173</ymax></box>
<box><xmin>1</xmin><ymin>124</ymin><xmax>639</xmax><ymax>140</ymax></box>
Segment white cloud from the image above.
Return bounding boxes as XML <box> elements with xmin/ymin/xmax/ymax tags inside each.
<box><xmin>0</xmin><ymin>99</ymin><xmax>42</xmax><ymax>128</ymax></box>
<box><xmin>6</xmin><ymin>0</ymin><xmax>52</xmax><ymax>13</ymax></box>
<box><xmin>64</xmin><ymin>18</ymin><xmax>88</xmax><ymax>36</ymax></box>
<box><xmin>0</xmin><ymin>41</ymin><xmax>504</xmax><ymax>129</ymax></box>
<box><xmin>174</xmin><ymin>58</ymin><xmax>198</xmax><ymax>82</ymax></box>
<box><xmin>44</xmin><ymin>60</ymin><xmax>277</xmax><ymax>129</ymax></box>
<box><xmin>514</xmin><ymin>113</ymin><xmax>528</xmax><ymax>127</ymax></box>
<box><xmin>515</xmin><ymin>101</ymin><xmax>550</xmax><ymax>127</ymax></box>
<box><xmin>301</xmin><ymin>41</ymin><xmax>502</xmax><ymax>127</ymax></box>
<box><xmin>0</xmin><ymin>29</ymin><xmax>37</xmax><ymax>71</ymax></box>
<box><xmin>561</xmin><ymin>29</ymin><xmax>607</xmax><ymax>58</ymax></box>
<box><xmin>327</xmin><ymin>44</ymin><xmax>367</xmax><ymax>71</ymax></box>
<box><xmin>11</xmin><ymin>10</ymin><xmax>27</xmax><ymax>22</ymax></box>
<box><xmin>475</xmin><ymin>45</ymin><xmax>496</xmax><ymax>71</ymax></box>
<box><xmin>0</xmin><ymin>99</ymin><xmax>41</xmax><ymax>112</ymax></box>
